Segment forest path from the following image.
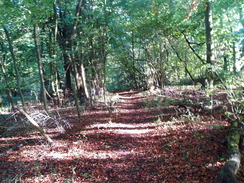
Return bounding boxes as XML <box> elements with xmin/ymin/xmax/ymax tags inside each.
<box><xmin>51</xmin><ymin>90</ymin><xmax>227</xmax><ymax>182</ymax></box>
<box><xmin>0</xmin><ymin>90</ymin><xmax>233</xmax><ymax>182</ymax></box>
<box><xmin>60</xmin><ymin>90</ymin><xmax>219</xmax><ymax>182</ymax></box>
<box><xmin>80</xmin><ymin>90</ymin><xmax>166</xmax><ymax>181</ymax></box>
<box><xmin>78</xmin><ymin>90</ymin><xmax>163</xmax><ymax>181</ymax></box>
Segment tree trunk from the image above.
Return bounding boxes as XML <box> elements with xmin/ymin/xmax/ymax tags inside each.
<box><xmin>63</xmin><ymin>50</ymin><xmax>72</xmax><ymax>90</ymax></box>
<box><xmin>239</xmin><ymin>6</ymin><xmax>244</xmax><ymax>28</ymax></box>
<box><xmin>71</xmin><ymin>73</ymin><xmax>81</xmax><ymax>118</ymax></box>
<box><xmin>232</xmin><ymin>42</ymin><xmax>237</xmax><ymax>74</ymax></box>
<box><xmin>79</xmin><ymin>61</ymin><xmax>90</xmax><ymax>99</ymax></box>
<box><xmin>223</xmin><ymin>56</ymin><xmax>228</xmax><ymax>71</ymax></box>
<box><xmin>131</xmin><ymin>31</ymin><xmax>139</xmax><ymax>88</ymax></box>
<box><xmin>0</xmin><ymin>42</ymin><xmax>15</xmax><ymax>111</ymax></box>
<box><xmin>33</xmin><ymin>24</ymin><xmax>48</xmax><ymax>111</ymax></box>
<box><xmin>4</xmin><ymin>27</ymin><xmax>25</xmax><ymax>109</ymax></box>
<box><xmin>215</xmin><ymin>122</ymin><xmax>241</xmax><ymax>183</ymax></box>
<box><xmin>0</xmin><ymin>57</ymin><xmax>15</xmax><ymax>111</ymax></box>
<box><xmin>47</xmin><ymin>17</ymin><xmax>62</xmax><ymax>105</ymax></box>
<box><xmin>204</xmin><ymin>0</ymin><xmax>214</xmax><ymax>88</ymax></box>
<box><xmin>56</xmin><ymin>2</ymin><xmax>72</xmax><ymax>91</ymax></box>
<box><xmin>160</xmin><ymin>40</ymin><xmax>167</xmax><ymax>88</ymax></box>
<box><xmin>70</xmin><ymin>0</ymin><xmax>90</xmax><ymax>102</ymax></box>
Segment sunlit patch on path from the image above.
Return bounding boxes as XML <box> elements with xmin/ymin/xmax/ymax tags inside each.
<box><xmin>87</xmin><ymin>122</ymin><xmax>155</xmax><ymax>134</ymax></box>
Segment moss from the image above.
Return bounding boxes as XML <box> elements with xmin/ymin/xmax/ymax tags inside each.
<box><xmin>215</xmin><ymin>122</ymin><xmax>242</xmax><ymax>182</ymax></box>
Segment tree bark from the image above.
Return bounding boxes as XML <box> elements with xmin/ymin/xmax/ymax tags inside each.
<box><xmin>4</xmin><ymin>27</ymin><xmax>25</xmax><ymax>109</ymax></box>
<box><xmin>204</xmin><ymin>0</ymin><xmax>214</xmax><ymax>88</ymax></box>
<box><xmin>71</xmin><ymin>74</ymin><xmax>81</xmax><ymax>118</ymax></box>
<box><xmin>62</xmin><ymin>50</ymin><xmax>72</xmax><ymax>90</ymax></box>
<box><xmin>33</xmin><ymin>24</ymin><xmax>48</xmax><ymax>111</ymax></box>
<box><xmin>79</xmin><ymin>62</ymin><xmax>90</xmax><ymax>99</ymax></box>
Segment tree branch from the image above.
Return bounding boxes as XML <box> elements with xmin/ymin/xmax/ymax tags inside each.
<box><xmin>17</xmin><ymin>107</ymin><xmax>54</xmax><ymax>145</ymax></box>
<box><xmin>181</xmin><ymin>31</ymin><xmax>206</xmax><ymax>64</ymax></box>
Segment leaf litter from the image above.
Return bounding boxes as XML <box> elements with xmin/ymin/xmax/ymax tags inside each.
<box><xmin>0</xmin><ymin>89</ymin><xmax>243</xmax><ymax>182</ymax></box>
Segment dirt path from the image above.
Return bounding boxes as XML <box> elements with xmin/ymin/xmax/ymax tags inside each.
<box><xmin>55</xmin><ymin>90</ymin><xmax>226</xmax><ymax>182</ymax></box>
<box><xmin>1</xmin><ymin>90</ymin><xmax>242</xmax><ymax>182</ymax></box>
<box><xmin>76</xmin><ymin>90</ymin><xmax>164</xmax><ymax>182</ymax></box>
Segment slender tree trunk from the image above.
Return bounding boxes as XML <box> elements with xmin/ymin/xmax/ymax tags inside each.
<box><xmin>1</xmin><ymin>65</ymin><xmax>15</xmax><ymax>111</ymax></box>
<box><xmin>71</xmin><ymin>54</ymin><xmax>83</xmax><ymax>100</ymax></box>
<box><xmin>204</xmin><ymin>0</ymin><xmax>214</xmax><ymax>88</ymax></box>
<box><xmin>232</xmin><ymin>42</ymin><xmax>237</xmax><ymax>74</ymax></box>
<box><xmin>99</xmin><ymin>29</ymin><xmax>107</xmax><ymax>101</ymax></box>
<box><xmin>167</xmin><ymin>39</ymin><xmax>195</xmax><ymax>84</ymax></box>
<box><xmin>33</xmin><ymin>24</ymin><xmax>48</xmax><ymax>111</ymax></box>
<box><xmin>205</xmin><ymin>0</ymin><xmax>213</xmax><ymax>61</ymax></box>
<box><xmin>144</xmin><ymin>47</ymin><xmax>156</xmax><ymax>90</ymax></box>
<box><xmin>53</xmin><ymin>5</ymin><xmax>62</xmax><ymax>104</ymax></box>
<box><xmin>239</xmin><ymin>6</ymin><xmax>244</xmax><ymax>28</ymax></box>
<box><xmin>71</xmin><ymin>74</ymin><xmax>81</xmax><ymax>118</ymax></box>
<box><xmin>131</xmin><ymin>31</ymin><xmax>139</xmax><ymax>88</ymax></box>
<box><xmin>0</xmin><ymin>43</ymin><xmax>15</xmax><ymax>111</ymax></box>
<box><xmin>158</xmin><ymin>40</ymin><xmax>165</xmax><ymax>88</ymax></box>
<box><xmin>103</xmin><ymin>52</ymin><xmax>106</xmax><ymax>103</ymax></box>
<box><xmin>4</xmin><ymin>28</ymin><xmax>25</xmax><ymax>109</ymax></box>
<box><xmin>63</xmin><ymin>52</ymin><xmax>72</xmax><ymax>89</ymax></box>
<box><xmin>238</xmin><ymin>7</ymin><xmax>244</xmax><ymax>59</ymax></box>
<box><xmin>79</xmin><ymin>61</ymin><xmax>90</xmax><ymax>99</ymax></box>
<box><xmin>48</xmin><ymin>30</ymin><xmax>55</xmax><ymax>94</ymax></box>
<box><xmin>76</xmin><ymin>33</ymin><xmax>90</xmax><ymax>100</ymax></box>
<box><xmin>223</xmin><ymin>56</ymin><xmax>228</xmax><ymax>71</ymax></box>
<box><xmin>184</xmin><ymin>56</ymin><xmax>188</xmax><ymax>78</ymax></box>
<box><xmin>47</xmin><ymin>12</ymin><xmax>62</xmax><ymax>105</ymax></box>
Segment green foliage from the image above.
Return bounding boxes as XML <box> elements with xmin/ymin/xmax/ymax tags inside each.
<box><xmin>226</xmin><ymin>89</ymin><xmax>244</xmax><ymax>125</ymax></box>
<box><xmin>0</xmin><ymin>0</ymin><xmax>243</xmax><ymax>102</ymax></box>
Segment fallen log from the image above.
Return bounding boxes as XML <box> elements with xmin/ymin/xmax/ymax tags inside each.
<box><xmin>18</xmin><ymin>107</ymin><xmax>54</xmax><ymax>145</ymax></box>
<box><xmin>215</xmin><ymin>122</ymin><xmax>242</xmax><ymax>183</ymax></box>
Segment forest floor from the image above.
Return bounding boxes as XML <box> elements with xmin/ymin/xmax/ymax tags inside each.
<box><xmin>0</xmin><ymin>88</ymin><xmax>243</xmax><ymax>182</ymax></box>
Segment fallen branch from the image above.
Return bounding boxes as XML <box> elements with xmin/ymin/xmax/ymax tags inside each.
<box><xmin>17</xmin><ymin>107</ymin><xmax>54</xmax><ymax>145</ymax></box>
<box><xmin>215</xmin><ymin>122</ymin><xmax>242</xmax><ymax>183</ymax></box>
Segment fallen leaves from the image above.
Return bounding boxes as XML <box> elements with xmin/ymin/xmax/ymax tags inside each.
<box><xmin>0</xmin><ymin>89</ymin><xmax>243</xmax><ymax>182</ymax></box>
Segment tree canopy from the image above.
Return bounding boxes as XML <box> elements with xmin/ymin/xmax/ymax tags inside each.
<box><xmin>0</xmin><ymin>0</ymin><xmax>243</xmax><ymax>99</ymax></box>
